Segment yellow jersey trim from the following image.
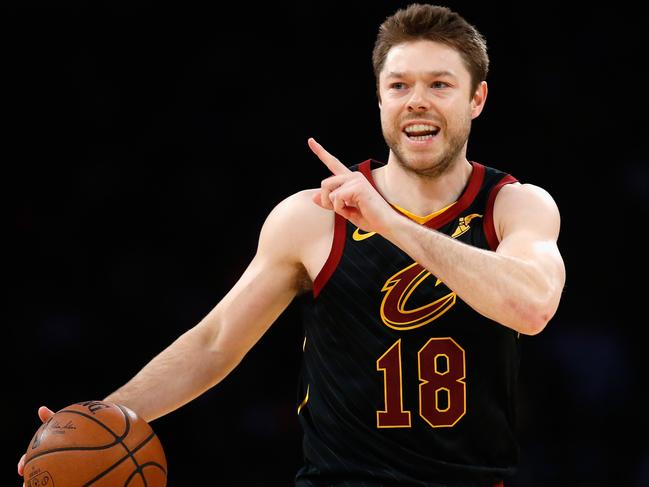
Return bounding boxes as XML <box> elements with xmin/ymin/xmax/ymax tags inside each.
<box><xmin>391</xmin><ymin>201</ymin><xmax>457</xmax><ymax>224</ymax></box>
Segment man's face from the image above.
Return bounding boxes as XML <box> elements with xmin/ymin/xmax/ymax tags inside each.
<box><xmin>378</xmin><ymin>40</ymin><xmax>486</xmax><ymax>177</ymax></box>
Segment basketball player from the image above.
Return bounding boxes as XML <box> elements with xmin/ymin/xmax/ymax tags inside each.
<box><xmin>19</xmin><ymin>4</ymin><xmax>565</xmax><ymax>486</ymax></box>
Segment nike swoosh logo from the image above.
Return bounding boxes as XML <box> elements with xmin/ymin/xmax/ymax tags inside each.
<box><xmin>353</xmin><ymin>227</ymin><xmax>377</xmax><ymax>241</ymax></box>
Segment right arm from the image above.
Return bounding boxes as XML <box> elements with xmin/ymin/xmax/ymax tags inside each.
<box><xmin>104</xmin><ymin>190</ymin><xmax>323</xmax><ymax>422</ymax></box>
<box><xmin>19</xmin><ymin>190</ymin><xmax>330</xmax><ymax>477</ymax></box>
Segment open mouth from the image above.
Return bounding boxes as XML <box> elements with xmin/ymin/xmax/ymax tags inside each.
<box><xmin>403</xmin><ymin>123</ymin><xmax>440</xmax><ymax>141</ymax></box>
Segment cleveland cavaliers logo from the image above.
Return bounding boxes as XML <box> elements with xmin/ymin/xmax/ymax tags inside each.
<box><xmin>380</xmin><ymin>262</ymin><xmax>456</xmax><ymax>330</ymax></box>
<box><xmin>379</xmin><ymin>214</ymin><xmax>482</xmax><ymax>330</ymax></box>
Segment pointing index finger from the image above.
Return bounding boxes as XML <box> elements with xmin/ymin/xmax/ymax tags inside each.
<box><xmin>308</xmin><ymin>137</ymin><xmax>352</xmax><ymax>176</ymax></box>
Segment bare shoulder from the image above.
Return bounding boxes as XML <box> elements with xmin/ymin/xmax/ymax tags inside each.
<box><xmin>493</xmin><ymin>182</ymin><xmax>561</xmax><ymax>240</ymax></box>
<box><xmin>274</xmin><ymin>189</ymin><xmax>333</xmax><ymax>219</ymax></box>
<box><xmin>264</xmin><ymin>189</ymin><xmax>333</xmax><ymax>236</ymax></box>
<box><xmin>496</xmin><ymin>182</ymin><xmax>559</xmax><ymax>209</ymax></box>
<box><xmin>495</xmin><ymin>182</ymin><xmax>560</xmax><ymax>217</ymax></box>
<box><xmin>259</xmin><ymin>189</ymin><xmax>334</xmax><ymax>277</ymax></box>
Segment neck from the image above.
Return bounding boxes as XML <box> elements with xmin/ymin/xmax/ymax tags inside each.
<box><xmin>373</xmin><ymin>155</ymin><xmax>473</xmax><ymax>216</ymax></box>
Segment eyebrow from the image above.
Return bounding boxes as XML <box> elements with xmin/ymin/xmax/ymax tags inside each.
<box><xmin>385</xmin><ymin>70</ymin><xmax>457</xmax><ymax>79</ymax></box>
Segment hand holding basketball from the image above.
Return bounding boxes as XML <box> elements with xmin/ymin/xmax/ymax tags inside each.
<box><xmin>20</xmin><ymin>400</ymin><xmax>167</xmax><ymax>487</ymax></box>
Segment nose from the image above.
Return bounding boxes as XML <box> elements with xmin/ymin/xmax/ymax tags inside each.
<box><xmin>407</xmin><ymin>85</ymin><xmax>431</xmax><ymax>112</ymax></box>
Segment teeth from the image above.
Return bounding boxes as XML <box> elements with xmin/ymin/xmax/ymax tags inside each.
<box><xmin>404</xmin><ymin>124</ymin><xmax>438</xmax><ymax>133</ymax></box>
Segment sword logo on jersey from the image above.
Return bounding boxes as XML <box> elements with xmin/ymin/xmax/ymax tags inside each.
<box><xmin>450</xmin><ymin>213</ymin><xmax>482</xmax><ymax>238</ymax></box>
<box><xmin>379</xmin><ymin>213</ymin><xmax>482</xmax><ymax>330</ymax></box>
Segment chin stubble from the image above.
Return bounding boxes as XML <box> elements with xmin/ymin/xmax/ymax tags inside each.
<box><xmin>386</xmin><ymin>122</ymin><xmax>471</xmax><ymax>179</ymax></box>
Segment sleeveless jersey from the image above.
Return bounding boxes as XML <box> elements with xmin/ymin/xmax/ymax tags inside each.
<box><xmin>296</xmin><ymin>160</ymin><xmax>520</xmax><ymax>487</ymax></box>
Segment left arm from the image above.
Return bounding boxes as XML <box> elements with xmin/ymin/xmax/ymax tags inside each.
<box><xmin>308</xmin><ymin>138</ymin><xmax>565</xmax><ymax>335</ymax></box>
<box><xmin>382</xmin><ymin>183</ymin><xmax>565</xmax><ymax>335</ymax></box>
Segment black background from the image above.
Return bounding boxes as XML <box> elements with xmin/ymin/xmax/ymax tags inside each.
<box><xmin>6</xmin><ymin>2</ymin><xmax>649</xmax><ymax>486</ymax></box>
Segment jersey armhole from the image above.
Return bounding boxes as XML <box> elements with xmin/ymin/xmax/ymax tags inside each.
<box><xmin>312</xmin><ymin>161</ymin><xmax>371</xmax><ymax>298</ymax></box>
<box><xmin>312</xmin><ymin>213</ymin><xmax>347</xmax><ymax>298</ymax></box>
<box><xmin>483</xmin><ymin>175</ymin><xmax>518</xmax><ymax>251</ymax></box>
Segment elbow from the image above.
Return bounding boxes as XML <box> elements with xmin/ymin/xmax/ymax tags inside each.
<box><xmin>519</xmin><ymin>267</ymin><xmax>566</xmax><ymax>335</ymax></box>
<box><xmin>520</xmin><ymin>312</ymin><xmax>551</xmax><ymax>336</ymax></box>
<box><xmin>506</xmin><ymin>294</ymin><xmax>560</xmax><ymax>336</ymax></box>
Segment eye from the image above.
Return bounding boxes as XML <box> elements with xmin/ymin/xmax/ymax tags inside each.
<box><xmin>390</xmin><ymin>82</ymin><xmax>407</xmax><ymax>90</ymax></box>
<box><xmin>431</xmin><ymin>81</ymin><xmax>450</xmax><ymax>89</ymax></box>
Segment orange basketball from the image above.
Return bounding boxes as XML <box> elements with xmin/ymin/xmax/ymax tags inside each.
<box><xmin>23</xmin><ymin>400</ymin><xmax>167</xmax><ymax>487</ymax></box>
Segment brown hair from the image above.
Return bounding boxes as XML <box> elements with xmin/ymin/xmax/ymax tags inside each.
<box><xmin>372</xmin><ymin>3</ymin><xmax>489</xmax><ymax>98</ymax></box>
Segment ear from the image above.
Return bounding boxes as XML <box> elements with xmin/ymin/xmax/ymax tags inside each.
<box><xmin>470</xmin><ymin>81</ymin><xmax>488</xmax><ymax>119</ymax></box>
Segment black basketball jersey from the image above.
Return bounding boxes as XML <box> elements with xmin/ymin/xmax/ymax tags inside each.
<box><xmin>296</xmin><ymin>160</ymin><xmax>520</xmax><ymax>487</ymax></box>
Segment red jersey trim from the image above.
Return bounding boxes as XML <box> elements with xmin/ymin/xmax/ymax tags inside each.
<box><xmin>313</xmin><ymin>212</ymin><xmax>347</xmax><ymax>298</ymax></box>
<box><xmin>483</xmin><ymin>174</ymin><xmax>518</xmax><ymax>251</ymax></box>
<box><xmin>312</xmin><ymin>160</ymin><xmax>495</xmax><ymax>297</ymax></box>
<box><xmin>361</xmin><ymin>160</ymin><xmax>486</xmax><ymax>230</ymax></box>
<box><xmin>312</xmin><ymin>160</ymin><xmax>374</xmax><ymax>298</ymax></box>
<box><xmin>424</xmin><ymin>162</ymin><xmax>485</xmax><ymax>229</ymax></box>
<box><xmin>359</xmin><ymin>159</ymin><xmax>376</xmax><ymax>188</ymax></box>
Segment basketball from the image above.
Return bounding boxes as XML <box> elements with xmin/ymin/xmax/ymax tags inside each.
<box><xmin>23</xmin><ymin>400</ymin><xmax>167</xmax><ymax>487</ymax></box>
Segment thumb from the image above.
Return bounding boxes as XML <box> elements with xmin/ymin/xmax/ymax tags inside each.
<box><xmin>18</xmin><ymin>453</ymin><xmax>26</xmax><ymax>476</ymax></box>
<box><xmin>38</xmin><ymin>406</ymin><xmax>55</xmax><ymax>423</ymax></box>
<box><xmin>19</xmin><ymin>407</ymin><xmax>56</xmax><ymax>477</ymax></box>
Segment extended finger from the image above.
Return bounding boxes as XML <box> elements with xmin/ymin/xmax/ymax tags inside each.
<box><xmin>308</xmin><ymin>138</ymin><xmax>352</xmax><ymax>176</ymax></box>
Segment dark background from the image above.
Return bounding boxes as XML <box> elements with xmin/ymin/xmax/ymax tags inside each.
<box><xmin>5</xmin><ymin>2</ymin><xmax>648</xmax><ymax>486</ymax></box>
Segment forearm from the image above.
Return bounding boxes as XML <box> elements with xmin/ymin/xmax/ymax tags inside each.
<box><xmin>383</xmin><ymin>217</ymin><xmax>557</xmax><ymax>334</ymax></box>
<box><xmin>104</xmin><ymin>322</ymin><xmax>235</xmax><ymax>422</ymax></box>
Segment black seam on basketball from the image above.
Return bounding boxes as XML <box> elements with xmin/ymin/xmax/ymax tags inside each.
<box><xmin>113</xmin><ymin>404</ymin><xmax>136</xmax><ymax>456</ymax></box>
<box><xmin>124</xmin><ymin>466</ymin><xmax>142</xmax><ymax>487</ymax></box>
<box><xmin>140</xmin><ymin>461</ymin><xmax>167</xmax><ymax>475</ymax></box>
<box><xmin>24</xmin><ymin>405</ymin><xmax>164</xmax><ymax>487</ymax></box>
<box><xmin>82</xmin><ymin>432</ymin><xmax>158</xmax><ymax>486</ymax></box>
<box><xmin>124</xmin><ymin>462</ymin><xmax>167</xmax><ymax>487</ymax></box>
<box><xmin>24</xmin><ymin>407</ymin><xmax>133</xmax><ymax>469</ymax></box>
<box><xmin>24</xmin><ymin>444</ymin><xmax>124</xmax><ymax>467</ymax></box>
<box><xmin>59</xmin><ymin>408</ymin><xmax>130</xmax><ymax>439</ymax></box>
<box><xmin>114</xmin><ymin>404</ymin><xmax>148</xmax><ymax>486</ymax></box>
